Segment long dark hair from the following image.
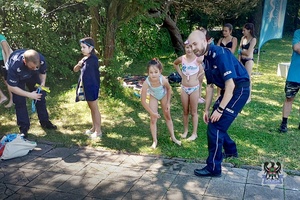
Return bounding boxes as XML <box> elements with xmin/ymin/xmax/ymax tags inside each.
<box><xmin>244</xmin><ymin>23</ymin><xmax>256</xmax><ymax>38</ymax></box>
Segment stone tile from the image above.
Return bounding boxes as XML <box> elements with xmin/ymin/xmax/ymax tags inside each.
<box><xmin>147</xmin><ymin>158</ymin><xmax>183</xmax><ymax>175</ymax></box>
<box><xmin>285</xmin><ymin>189</ymin><xmax>300</xmax><ymax>200</ymax></box>
<box><xmin>5</xmin><ymin>186</ymin><xmax>52</xmax><ymax>200</ymax></box>
<box><xmin>223</xmin><ymin>167</ymin><xmax>248</xmax><ymax>183</ymax></box>
<box><xmin>179</xmin><ymin>163</ymin><xmax>206</xmax><ymax>176</ymax></box>
<box><xmin>135</xmin><ymin>171</ymin><xmax>177</xmax><ymax>188</ymax></box>
<box><xmin>92</xmin><ymin>151</ymin><xmax>129</xmax><ymax>166</ymax></box>
<box><xmin>105</xmin><ymin>166</ymin><xmax>144</xmax><ymax>182</ymax></box>
<box><xmin>168</xmin><ymin>174</ymin><xmax>210</xmax><ymax>195</ymax></box>
<box><xmin>45</xmin><ymin>190</ymin><xmax>85</xmax><ymax>200</ymax></box>
<box><xmin>42</xmin><ymin>147</ymin><xmax>79</xmax><ymax>158</ymax></box>
<box><xmin>120</xmin><ymin>154</ymin><xmax>157</xmax><ymax>170</ymax></box>
<box><xmin>21</xmin><ymin>157</ymin><xmax>62</xmax><ymax>171</ymax></box>
<box><xmin>63</xmin><ymin>153</ymin><xmax>97</xmax><ymax>164</ymax></box>
<box><xmin>88</xmin><ymin>179</ymin><xmax>135</xmax><ymax>200</ymax></box>
<box><xmin>284</xmin><ymin>175</ymin><xmax>300</xmax><ymax>190</ymax></box>
<box><xmin>124</xmin><ymin>184</ymin><xmax>167</xmax><ymax>200</ymax></box>
<box><xmin>244</xmin><ymin>184</ymin><xmax>284</xmax><ymax>200</ymax></box>
<box><xmin>0</xmin><ymin>155</ymin><xmax>37</xmax><ymax>168</ymax></box>
<box><xmin>163</xmin><ymin>188</ymin><xmax>203</xmax><ymax>200</ymax></box>
<box><xmin>26</xmin><ymin>171</ymin><xmax>72</xmax><ymax>190</ymax></box>
<box><xmin>205</xmin><ymin>178</ymin><xmax>245</xmax><ymax>199</ymax></box>
<box><xmin>30</xmin><ymin>143</ymin><xmax>54</xmax><ymax>156</ymax></box>
<box><xmin>58</xmin><ymin>175</ymin><xmax>102</xmax><ymax>195</ymax></box>
<box><xmin>76</xmin><ymin>163</ymin><xmax>113</xmax><ymax>178</ymax></box>
<box><xmin>0</xmin><ymin>167</ymin><xmax>42</xmax><ymax>186</ymax></box>
<box><xmin>247</xmin><ymin>169</ymin><xmax>263</xmax><ymax>185</ymax></box>
<box><xmin>47</xmin><ymin>160</ymin><xmax>86</xmax><ymax>175</ymax></box>
<box><xmin>0</xmin><ymin>183</ymin><xmax>21</xmax><ymax>199</ymax></box>
<box><xmin>202</xmin><ymin>196</ymin><xmax>228</xmax><ymax>200</ymax></box>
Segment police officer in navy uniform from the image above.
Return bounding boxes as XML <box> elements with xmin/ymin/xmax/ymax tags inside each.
<box><xmin>188</xmin><ymin>30</ymin><xmax>250</xmax><ymax>177</ymax></box>
<box><xmin>6</xmin><ymin>49</ymin><xmax>57</xmax><ymax>138</ymax></box>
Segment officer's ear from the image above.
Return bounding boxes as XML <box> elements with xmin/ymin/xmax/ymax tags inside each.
<box><xmin>23</xmin><ymin>58</ymin><xmax>27</xmax><ymax>65</ymax></box>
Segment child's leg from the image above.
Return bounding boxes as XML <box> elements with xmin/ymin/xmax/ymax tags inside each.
<box><xmin>180</xmin><ymin>88</ymin><xmax>189</xmax><ymax>138</ymax></box>
<box><xmin>187</xmin><ymin>89</ymin><xmax>199</xmax><ymax>141</ymax></box>
<box><xmin>149</xmin><ymin>96</ymin><xmax>159</xmax><ymax>148</ymax></box>
<box><xmin>0</xmin><ymin>88</ymin><xmax>7</xmax><ymax>104</ymax></box>
<box><xmin>160</xmin><ymin>96</ymin><xmax>181</xmax><ymax>146</ymax></box>
<box><xmin>87</xmin><ymin>100</ymin><xmax>102</xmax><ymax>135</ymax></box>
<box><xmin>4</xmin><ymin>80</ymin><xmax>13</xmax><ymax>108</ymax></box>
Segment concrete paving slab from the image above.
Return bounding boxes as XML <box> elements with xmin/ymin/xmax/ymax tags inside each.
<box><xmin>223</xmin><ymin>167</ymin><xmax>248</xmax><ymax>183</ymax></box>
<box><xmin>57</xmin><ymin>175</ymin><xmax>101</xmax><ymax>196</ymax></box>
<box><xmin>0</xmin><ymin>167</ymin><xmax>42</xmax><ymax>186</ymax></box>
<box><xmin>285</xmin><ymin>189</ymin><xmax>300</xmax><ymax>200</ymax></box>
<box><xmin>284</xmin><ymin>175</ymin><xmax>300</xmax><ymax>190</ymax></box>
<box><xmin>88</xmin><ymin>179</ymin><xmax>135</xmax><ymax>200</ymax></box>
<box><xmin>92</xmin><ymin>151</ymin><xmax>129</xmax><ymax>166</ymax></box>
<box><xmin>135</xmin><ymin>171</ymin><xmax>177</xmax><ymax>188</ymax></box>
<box><xmin>30</xmin><ymin>143</ymin><xmax>54</xmax><ymax>156</ymax></box>
<box><xmin>205</xmin><ymin>177</ymin><xmax>245</xmax><ymax>199</ymax></box>
<box><xmin>244</xmin><ymin>184</ymin><xmax>284</xmax><ymax>200</ymax></box>
<box><xmin>179</xmin><ymin>162</ymin><xmax>206</xmax><ymax>176</ymax></box>
<box><xmin>124</xmin><ymin>184</ymin><xmax>167</xmax><ymax>200</ymax></box>
<box><xmin>21</xmin><ymin>157</ymin><xmax>62</xmax><ymax>171</ymax></box>
<box><xmin>247</xmin><ymin>169</ymin><xmax>263</xmax><ymax>185</ymax></box>
<box><xmin>0</xmin><ymin>155</ymin><xmax>38</xmax><ymax>168</ymax></box>
<box><xmin>5</xmin><ymin>186</ymin><xmax>53</xmax><ymax>200</ymax></box>
<box><xmin>168</xmin><ymin>174</ymin><xmax>210</xmax><ymax>195</ymax></box>
<box><xmin>148</xmin><ymin>158</ymin><xmax>183</xmax><ymax>174</ymax></box>
<box><xmin>47</xmin><ymin>160</ymin><xmax>86</xmax><ymax>175</ymax></box>
<box><xmin>105</xmin><ymin>166</ymin><xmax>145</xmax><ymax>182</ymax></box>
<box><xmin>0</xmin><ymin>183</ymin><xmax>22</xmax><ymax>199</ymax></box>
<box><xmin>76</xmin><ymin>163</ymin><xmax>113</xmax><ymax>178</ymax></box>
<box><xmin>26</xmin><ymin>171</ymin><xmax>72</xmax><ymax>190</ymax></box>
<box><xmin>119</xmin><ymin>154</ymin><xmax>158</xmax><ymax>170</ymax></box>
<box><xmin>41</xmin><ymin>147</ymin><xmax>79</xmax><ymax>159</ymax></box>
<box><xmin>163</xmin><ymin>188</ymin><xmax>204</xmax><ymax>200</ymax></box>
<box><xmin>44</xmin><ymin>190</ymin><xmax>86</xmax><ymax>200</ymax></box>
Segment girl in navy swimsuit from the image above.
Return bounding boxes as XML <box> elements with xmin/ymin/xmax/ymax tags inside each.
<box><xmin>73</xmin><ymin>37</ymin><xmax>102</xmax><ymax>140</ymax></box>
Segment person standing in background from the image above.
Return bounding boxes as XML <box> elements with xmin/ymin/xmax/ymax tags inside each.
<box><xmin>278</xmin><ymin>29</ymin><xmax>300</xmax><ymax>133</ymax></box>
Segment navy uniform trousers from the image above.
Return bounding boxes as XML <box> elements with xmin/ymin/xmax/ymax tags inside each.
<box><xmin>13</xmin><ymin>74</ymin><xmax>49</xmax><ymax>134</ymax></box>
<box><xmin>205</xmin><ymin>86</ymin><xmax>250</xmax><ymax>174</ymax></box>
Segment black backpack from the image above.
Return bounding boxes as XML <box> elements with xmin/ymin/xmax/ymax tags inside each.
<box><xmin>168</xmin><ymin>72</ymin><xmax>182</xmax><ymax>84</ymax></box>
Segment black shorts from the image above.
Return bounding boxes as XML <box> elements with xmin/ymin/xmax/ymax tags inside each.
<box><xmin>285</xmin><ymin>81</ymin><xmax>300</xmax><ymax>98</ymax></box>
<box><xmin>0</xmin><ymin>60</ymin><xmax>7</xmax><ymax>80</ymax></box>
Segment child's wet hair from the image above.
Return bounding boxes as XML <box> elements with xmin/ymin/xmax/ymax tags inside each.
<box><xmin>147</xmin><ymin>58</ymin><xmax>163</xmax><ymax>71</ymax></box>
<box><xmin>80</xmin><ymin>37</ymin><xmax>96</xmax><ymax>54</ymax></box>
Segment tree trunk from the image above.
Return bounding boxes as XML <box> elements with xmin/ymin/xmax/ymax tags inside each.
<box><xmin>163</xmin><ymin>15</ymin><xmax>184</xmax><ymax>56</ymax></box>
<box><xmin>90</xmin><ymin>6</ymin><xmax>101</xmax><ymax>55</ymax></box>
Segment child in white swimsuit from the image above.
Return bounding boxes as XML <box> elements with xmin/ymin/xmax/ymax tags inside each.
<box><xmin>173</xmin><ymin>41</ymin><xmax>204</xmax><ymax>141</ymax></box>
<box><xmin>141</xmin><ymin>58</ymin><xmax>181</xmax><ymax>149</ymax></box>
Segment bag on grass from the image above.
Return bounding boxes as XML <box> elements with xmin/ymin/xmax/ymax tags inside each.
<box><xmin>168</xmin><ymin>72</ymin><xmax>182</xmax><ymax>84</ymax></box>
<box><xmin>0</xmin><ymin>133</ymin><xmax>37</xmax><ymax>160</ymax></box>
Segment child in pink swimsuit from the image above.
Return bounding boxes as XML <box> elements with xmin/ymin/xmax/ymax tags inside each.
<box><xmin>173</xmin><ymin>41</ymin><xmax>204</xmax><ymax>141</ymax></box>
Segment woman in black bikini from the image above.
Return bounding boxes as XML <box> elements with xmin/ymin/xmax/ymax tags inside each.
<box><xmin>217</xmin><ymin>23</ymin><xmax>238</xmax><ymax>54</ymax></box>
<box><xmin>238</xmin><ymin>23</ymin><xmax>256</xmax><ymax>103</ymax></box>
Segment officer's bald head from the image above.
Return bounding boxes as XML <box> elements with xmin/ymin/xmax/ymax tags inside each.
<box><xmin>188</xmin><ymin>30</ymin><xmax>207</xmax><ymax>57</ymax></box>
<box><xmin>23</xmin><ymin>49</ymin><xmax>41</xmax><ymax>70</ymax></box>
<box><xmin>24</xmin><ymin>49</ymin><xmax>40</xmax><ymax>66</ymax></box>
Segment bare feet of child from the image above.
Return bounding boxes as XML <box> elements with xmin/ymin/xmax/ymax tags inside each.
<box><xmin>180</xmin><ymin>132</ymin><xmax>188</xmax><ymax>139</ymax></box>
<box><xmin>0</xmin><ymin>96</ymin><xmax>8</xmax><ymax>105</ymax></box>
<box><xmin>151</xmin><ymin>141</ymin><xmax>157</xmax><ymax>149</ymax></box>
<box><xmin>4</xmin><ymin>101</ymin><xmax>13</xmax><ymax>108</ymax></box>
<box><xmin>187</xmin><ymin>134</ymin><xmax>197</xmax><ymax>141</ymax></box>
<box><xmin>172</xmin><ymin>138</ymin><xmax>182</xmax><ymax>146</ymax></box>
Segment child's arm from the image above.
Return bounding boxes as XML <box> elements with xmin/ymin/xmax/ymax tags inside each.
<box><xmin>230</xmin><ymin>37</ymin><xmax>238</xmax><ymax>54</ymax></box>
<box><xmin>73</xmin><ymin>57</ymin><xmax>86</xmax><ymax>72</ymax></box>
<box><xmin>162</xmin><ymin>76</ymin><xmax>172</xmax><ymax>106</ymax></box>
<box><xmin>173</xmin><ymin>56</ymin><xmax>183</xmax><ymax>76</ymax></box>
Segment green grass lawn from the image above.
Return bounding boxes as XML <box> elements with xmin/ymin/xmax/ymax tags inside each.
<box><xmin>1</xmin><ymin>35</ymin><xmax>300</xmax><ymax>171</ymax></box>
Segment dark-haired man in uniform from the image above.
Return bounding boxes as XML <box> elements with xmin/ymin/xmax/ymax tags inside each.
<box><xmin>6</xmin><ymin>49</ymin><xmax>57</xmax><ymax>138</ymax></box>
<box><xmin>188</xmin><ymin>30</ymin><xmax>250</xmax><ymax>177</ymax></box>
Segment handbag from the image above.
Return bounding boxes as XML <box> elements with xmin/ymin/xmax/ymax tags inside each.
<box><xmin>0</xmin><ymin>134</ymin><xmax>37</xmax><ymax>160</ymax></box>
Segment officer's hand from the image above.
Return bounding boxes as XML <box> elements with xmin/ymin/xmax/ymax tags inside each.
<box><xmin>29</xmin><ymin>91</ymin><xmax>42</xmax><ymax>101</ymax></box>
<box><xmin>210</xmin><ymin>110</ymin><xmax>222</xmax><ymax>123</ymax></box>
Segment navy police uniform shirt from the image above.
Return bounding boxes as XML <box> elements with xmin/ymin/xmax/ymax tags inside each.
<box><xmin>203</xmin><ymin>45</ymin><xmax>249</xmax><ymax>89</ymax></box>
<box><xmin>6</xmin><ymin>49</ymin><xmax>47</xmax><ymax>87</ymax></box>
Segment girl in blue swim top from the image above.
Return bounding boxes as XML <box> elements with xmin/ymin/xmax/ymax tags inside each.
<box><xmin>141</xmin><ymin>58</ymin><xmax>181</xmax><ymax>149</ymax></box>
<box><xmin>173</xmin><ymin>41</ymin><xmax>204</xmax><ymax>141</ymax></box>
